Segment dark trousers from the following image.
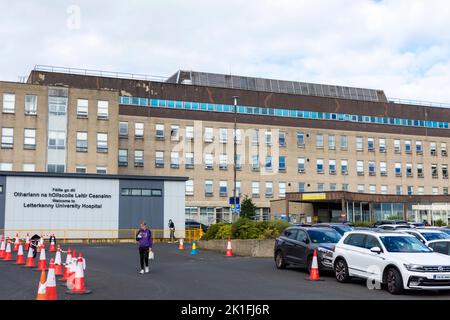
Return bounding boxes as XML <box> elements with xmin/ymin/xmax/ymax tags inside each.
<box><xmin>139</xmin><ymin>247</ymin><xmax>149</xmax><ymax>269</ymax></box>
<box><xmin>170</xmin><ymin>229</ymin><xmax>176</xmax><ymax>241</ymax></box>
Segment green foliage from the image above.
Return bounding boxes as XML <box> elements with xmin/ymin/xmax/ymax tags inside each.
<box><xmin>386</xmin><ymin>216</ymin><xmax>404</xmax><ymax>221</ymax></box>
<box><xmin>202</xmin><ymin>223</ymin><xmax>226</xmax><ymax>240</ymax></box>
<box><xmin>215</xmin><ymin>224</ymin><xmax>233</xmax><ymax>239</ymax></box>
<box><xmin>435</xmin><ymin>219</ymin><xmax>447</xmax><ymax>227</ymax></box>
<box><xmin>353</xmin><ymin>221</ymin><xmax>372</xmax><ymax>228</ymax></box>
<box><xmin>231</xmin><ymin>218</ymin><xmax>261</xmax><ymax>239</ymax></box>
<box><xmin>240</xmin><ymin>196</ymin><xmax>257</xmax><ymax>219</ymax></box>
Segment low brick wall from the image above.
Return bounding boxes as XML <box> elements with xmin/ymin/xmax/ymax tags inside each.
<box><xmin>197</xmin><ymin>239</ymin><xmax>275</xmax><ymax>257</ymax></box>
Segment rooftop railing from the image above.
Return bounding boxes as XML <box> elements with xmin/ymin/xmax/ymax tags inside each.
<box><xmin>389</xmin><ymin>98</ymin><xmax>450</xmax><ymax>109</ymax></box>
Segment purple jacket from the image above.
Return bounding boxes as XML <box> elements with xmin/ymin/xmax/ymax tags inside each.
<box><xmin>136</xmin><ymin>228</ymin><xmax>153</xmax><ymax>248</ymax></box>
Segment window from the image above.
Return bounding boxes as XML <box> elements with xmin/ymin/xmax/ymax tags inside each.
<box><xmin>135</xmin><ymin>123</ymin><xmax>144</xmax><ymax>138</ymax></box>
<box><xmin>219</xmin><ymin>154</ymin><xmax>228</xmax><ymax>170</ymax></box>
<box><xmin>219</xmin><ymin>128</ymin><xmax>228</xmax><ymax>143</ymax></box>
<box><xmin>135</xmin><ymin>150</ymin><xmax>144</xmax><ymax>167</ymax></box>
<box><xmin>236</xmin><ymin>154</ymin><xmax>242</xmax><ymax>170</ymax></box>
<box><xmin>3</xmin><ymin>93</ymin><xmax>15</xmax><ymax>113</ymax></box>
<box><xmin>317</xmin><ymin>183</ymin><xmax>324</xmax><ymax>192</ymax></box>
<box><xmin>236</xmin><ymin>181</ymin><xmax>242</xmax><ymax>196</ymax></box>
<box><xmin>23</xmin><ymin>129</ymin><xmax>36</xmax><ymax>149</ymax></box>
<box><xmin>76</xmin><ymin>132</ymin><xmax>88</xmax><ymax>152</ymax></box>
<box><xmin>25</xmin><ymin>95</ymin><xmax>37</xmax><ymax>115</ymax></box>
<box><xmin>77</xmin><ymin>99</ymin><xmax>88</xmax><ymax>117</ymax></box>
<box><xmin>395</xmin><ymin>163</ymin><xmax>402</xmax><ymax>177</ymax></box>
<box><xmin>396</xmin><ymin>185</ymin><xmax>403</xmax><ymax>195</ymax></box>
<box><xmin>185</xmin><ymin>180</ymin><xmax>194</xmax><ymax>196</ymax></box>
<box><xmin>186</xmin><ymin>126</ymin><xmax>194</xmax><ymax>141</ymax></box>
<box><xmin>379</xmin><ymin>139</ymin><xmax>386</xmax><ymax>153</ymax></box>
<box><xmin>368</xmin><ymin>138</ymin><xmax>375</xmax><ymax>151</ymax></box>
<box><xmin>1</xmin><ymin>128</ymin><xmax>13</xmax><ymax>148</ymax></box>
<box><xmin>170</xmin><ymin>125</ymin><xmax>180</xmax><ymax>141</ymax></box>
<box><xmin>205</xmin><ymin>153</ymin><xmax>214</xmax><ymax>170</ymax></box>
<box><xmin>342</xmin><ymin>184</ymin><xmax>349</xmax><ymax>192</ymax></box>
<box><xmin>330</xmin><ymin>183</ymin><xmax>337</xmax><ymax>192</ymax></box>
<box><xmin>340</xmin><ymin>136</ymin><xmax>348</xmax><ymax>150</ymax></box>
<box><xmin>170</xmin><ymin>152</ymin><xmax>179</xmax><ymax>168</ymax></box>
<box><xmin>265</xmin><ymin>131</ymin><xmax>272</xmax><ymax>145</ymax></box>
<box><xmin>251</xmin><ymin>129</ymin><xmax>259</xmax><ymax>145</ymax></box>
<box><xmin>432</xmin><ymin>164</ymin><xmax>438</xmax><ymax>178</ymax></box>
<box><xmin>357</xmin><ymin>160</ymin><xmax>364</xmax><ymax>176</ymax></box>
<box><xmin>155</xmin><ymin>151</ymin><xmax>164</xmax><ymax>168</ymax></box>
<box><xmin>0</xmin><ymin>163</ymin><xmax>12</xmax><ymax>171</ymax></box>
<box><xmin>297</xmin><ymin>132</ymin><xmax>305</xmax><ymax>147</ymax></box>
<box><xmin>406</xmin><ymin>163</ymin><xmax>413</xmax><ymax>177</ymax></box>
<box><xmin>47</xmin><ymin>164</ymin><xmax>65</xmax><ymax>173</ymax></box>
<box><xmin>381</xmin><ymin>185</ymin><xmax>388</xmax><ymax>195</ymax></box>
<box><xmin>234</xmin><ymin>129</ymin><xmax>242</xmax><ymax>144</ymax></box>
<box><xmin>279</xmin><ymin>182</ymin><xmax>286</xmax><ymax>198</ymax></box>
<box><xmin>298</xmin><ymin>182</ymin><xmax>305</xmax><ymax>193</ymax></box>
<box><xmin>156</xmin><ymin>124</ymin><xmax>164</xmax><ymax>139</ymax></box>
<box><xmin>76</xmin><ymin>166</ymin><xmax>87</xmax><ymax>173</ymax></box>
<box><xmin>252</xmin><ymin>155</ymin><xmax>260</xmax><ymax>171</ymax></box>
<box><xmin>369</xmin><ymin>185</ymin><xmax>376</xmax><ymax>194</ymax></box>
<box><xmin>417</xmin><ymin>164</ymin><xmax>424</xmax><ymax>178</ymax></box>
<box><xmin>48</xmin><ymin>131</ymin><xmax>65</xmax><ymax>150</ymax></box>
<box><xmin>119</xmin><ymin>122</ymin><xmax>128</xmax><ymax>137</ymax></box>
<box><xmin>316</xmin><ymin>134</ymin><xmax>324</xmax><ymax>149</ymax></box>
<box><xmin>219</xmin><ymin>181</ymin><xmax>228</xmax><ymax>197</ymax></box>
<box><xmin>432</xmin><ymin>187</ymin><xmax>439</xmax><ymax>195</ymax></box>
<box><xmin>328</xmin><ymin>135</ymin><xmax>336</xmax><ymax>150</ymax></box>
<box><xmin>118</xmin><ymin>149</ymin><xmax>128</xmax><ymax>166</ymax></box>
<box><xmin>329</xmin><ymin>159</ymin><xmax>336</xmax><ymax>174</ymax></box>
<box><xmin>394</xmin><ymin>140</ymin><xmax>401</xmax><ymax>153</ymax></box>
<box><xmin>96</xmin><ymin>133</ymin><xmax>108</xmax><ymax>153</ymax></box>
<box><xmin>418</xmin><ymin>186</ymin><xmax>425</xmax><ymax>195</ymax></box>
<box><xmin>341</xmin><ymin>160</ymin><xmax>348</xmax><ymax>175</ymax></box>
<box><xmin>23</xmin><ymin>164</ymin><xmax>35</xmax><ymax>172</ymax></box>
<box><xmin>279</xmin><ymin>156</ymin><xmax>286</xmax><ymax>172</ymax></box>
<box><xmin>369</xmin><ymin>161</ymin><xmax>376</xmax><ymax>176</ymax></box>
<box><xmin>430</xmin><ymin>142</ymin><xmax>437</xmax><ymax>156</ymax></box>
<box><xmin>96</xmin><ymin>167</ymin><xmax>107</xmax><ymax>174</ymax></box>
<box><xmin>298</xmin><ymin>158</ymin><xmax>305</xmax><ymax>173</ymax></box>
<box><xmin>279</xmin><ymin>132</ymin><xmax>286</xmax><ymax>147</ymax></box>
<box><xmin>265</xmin><ymin>182</ymin><xmax>273</xmax><ymax>197</ymax></box>
<box><xmin>357</xmin><ymin>184</ymin><xmax>365</xmax><ymax>193</ymax></box>
<box><xmin>444</xmin><ymin>187</ymin><xmax>449</xmax><ymax>195</ymax></box>
<box><xmin>97</xmin><ymin>100</ymin><xmax>109</xmax><ymax>119</ymax></box>
<box><xmin>407</xmin><ymin>186</ymin><xmax>414</xmax><ymax>196</ymax></box>
<box><xmin>204</xmin><ymin>127</ymin><xmax>214</xmax><ymax>143</ymax></box>
<box><xmin>316</xmin><ymin>159</ymin><xmax>324</xmax><ymax>174</ymax></box>
<box><xmin>416</xmin><ymin>141</ymin><xmax>423</xmax><ymax>154</ymax></box>
<box><xmin>443</xmin><ymin>164</ymin><xmax>449</xmax><ymax>179</ymax></box>
<box><xmin>205</xmin><ymin>180</ymin><xmax>213</xmax><ymax>196</ymax></box>
<box><xmin>185</xmin><ymin>152</ymin><xmax>194</xmax><ymax>169</ymax></box>
<box><xmin>252</xmin><ymin>181</ymin><xmax>260</xmax><ymax>197</ymax></box>
<box><xmin>378</xmin><ymin>162</ymin><xmax>386</xmax><ymax>176</ymax></box>
<box><xmin>405</xmin><ymin>140</ymin><xmax>412</xmax><ymax>153</ymax></box>
<box><xmin>356</xmin><ymin>137</ymin><xmax>363</xmax><ymax>151</ymax></box>
<box><xmin>441</xmin><ymin>143</ymin><xmax>448</xmax><ymax>157</ymax></box>
<box><xmin>265</xmin><ymin>156</ymin><xmax>273</xmax><ymax>171</ymax></box>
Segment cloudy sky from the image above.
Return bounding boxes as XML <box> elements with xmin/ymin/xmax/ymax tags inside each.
<box><xmin>1</xmin><ymin>0</ymin><xmax>450</xmax><ymax>103</ymax></box>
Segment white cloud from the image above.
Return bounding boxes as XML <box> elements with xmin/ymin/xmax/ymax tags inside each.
<box><xmin>1</xmin><ymin>0</ymin><xmax>450</xmax><ymax>103</ymax></box>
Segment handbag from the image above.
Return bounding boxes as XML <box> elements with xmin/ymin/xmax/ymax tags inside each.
<box><xmin>148</xmin><ymin>249</ymin><xmax>155</xmax><ymax>260</ymax></box>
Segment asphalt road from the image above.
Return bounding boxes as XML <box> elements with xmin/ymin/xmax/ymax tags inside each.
<box><xmin>1</xmin><ymin>243</ymin><xmax>450</xmax><ymax>300</ymax></box>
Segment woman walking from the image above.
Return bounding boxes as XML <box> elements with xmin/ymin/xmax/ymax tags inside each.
<box><xmin>136</xmin><ymin>222</ymin><xmax>153</xmax><ymax>274</ymax></box>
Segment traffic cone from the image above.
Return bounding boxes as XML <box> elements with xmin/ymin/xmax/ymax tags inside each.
<box><xmin>178</xmin><ymin>239</ymin><xmax>184</xmax><ymax>250</ymax></box>
<box><xmin>54</xmin><ymin>245</ymin><xmax>63</xmax><ymax>275</ymax></box>
<box><xmin>306</xmin><ymin>249</ymin><xmax>322</xmax><ymax>281</ymax></box>
<box><xmin>13</xmin><ymin>233</ymin><xmax>19</xmax><ymax>252</ymax></box>
<box><xmin>226</xmin><ymin>238</ymin><xmax>233</xmax><ymax>257</ymax></box>
<box><xmin>36</xmin><ymin>269</ymin><xmax>47</xmax><ymax>300</ymax></box>
<box><xmin>66</xmin><ymin>255</ymin><xmax>78</xmax><ymax>289</ymax></box>
<box><xmin>24</xmin><ymin>247</ymin><xmax>35</xmax><ymax>268</ymax></box>
<box><xmin>190</xmin><ymin>240</ymin><xmax>197</xmax><ymax>255</ymax></box>
<box><xmin>25</xmin><ymin>234</ymin><xmax>30</xmax><ymax>251</ymax></box>
<box><xmin>0</xmin><ymin>236</ymin><xmax>5</xmax><ymax>259</ymax></box>
<box><xmin>49</xmin><ymin>236</ymin><xmax>56</xmax><ymax>253</ymax></box>
<box><xmin>60</xmin><ymin>248</ymin><xmax>72</xmax><ymax>281</ymax></box>
<box><xmin>15</xmin><ymin>241</ymin><xmax>25</xmax><ymax>265</ymax></box>
<box><xmin>66</xmin><ymin>256</ymin><xmax>92</xmax><ymax>295</ymax></box>
<box><xmin>3</xmin><ymin>239</ymin><xmax>12</xmax><ymax>261</ymax></box>
<box><xmin>35</xmin><ymin>243</ymin><xmax>47</xmax><ymax>271</ymax></box>
<box><xmin>46</xmin><ymin>259</ymin><xmax>57</xmax><ymax>300</ymax></box>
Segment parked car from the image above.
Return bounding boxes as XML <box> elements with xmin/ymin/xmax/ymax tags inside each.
<box><xmin>373</xmin><ymin>220</ymin><xmax>408</xmax><ymax>227</ymax></box>
<box><xmin>428</xmin><ymin>240</ymin><xmax>450</xmax><ymax>256</ymax></box>
<box><xmin>440</xmin><ymin>228</ymin><xmax>450</xmax><ymax>236</ymax></box>
<box><xmin>333</xmin><ymin>229</ymin><xmax>450</xmax><ymax>294</ymax></box>
<box><xmin>274</xmin><ymin>227</ymin><xmax>341</xmax><ymax>272</ymax></box>
<box><xmin>312</xmin><ymin>223</ymin><xmax>354</xmax><ymax>236</ymax></box>
<box><xmin>185</xmin><ymin>219</ymin><xmax>208</xmax><ymax>233</ymax></box>
<box><xmin>408</xmin><ymin>222</ymin><xmax>426</xmax><ymax>228</ymax></box>
<box><xmin>399</xmin><ymin>228</ymin><xmax>450</xmax><ymax>245</ymax></box>
<box><xmin>377</xmin><ymin>224</ymin><xmax>412</xmax><ymax>231</ymax></box>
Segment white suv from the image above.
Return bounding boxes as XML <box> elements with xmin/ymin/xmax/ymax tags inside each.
<box><xmin>333</xmin><ymin>230</ymin><xmax>450</xmax><ymax>294</ymax></box>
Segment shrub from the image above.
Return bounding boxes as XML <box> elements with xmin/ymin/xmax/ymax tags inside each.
<box><xmin>202</xmin><ymin>223</ymin><xmax>224</xmax><ymax>240</ymax></box>
<box><xmin>215</xmin><ymin>224</ymin><xmax>232</xmax><ymax>239</ymax></box>
<box><xmin>231</xmin><ymin>218</ymin><xmax>261</xmax><ymax>239</ymax></box>
<box><xmin>435</xmin><ymin>219</ymin><xmax>447</xmax><ymax>227</ymax></box>
<box><xmin>386</xmin><ymin>216</ymin><xmax>403</xmax><ymax>221</ymax></box>
<box><xmin>353</xmin><ymin>221</ymin><xmax>372</xmax><ymax>228</ymax></box>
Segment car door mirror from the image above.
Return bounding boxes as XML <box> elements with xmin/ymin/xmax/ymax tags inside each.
<box><xmin>303</xmin><ymin>238</ymin><xmax>310</xmax><ymax>244</ymax></box>
<box><xmin>370</xmin><ymin>247</ymin><xmax>382</xmax><ymax>254</ymax></box>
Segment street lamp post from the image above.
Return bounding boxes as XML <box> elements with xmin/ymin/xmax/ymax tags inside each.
<box><xmin>233</xmin><ymin>96</ymin><xmax>239</xmax><ymax>222</ymax></box>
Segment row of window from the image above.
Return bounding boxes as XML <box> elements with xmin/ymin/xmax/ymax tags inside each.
<box><xmin>120</xmin><ymin>96</ymin><xmax>450</xmax><ymax>130</ymax></box>
<box><xmin>185</xmin><ymin>180</ymin><xmax>287</xmax><ymax>198</ymax></box>
<box><xmin>1</xmin><ymin>128</ymin><xmax>36</xmax><ymax>149</ymax></box>
<box><xmin>0</xmin><ymin>163</ymin><xmax>108</xmax><ymax>174</ymax></box>
<box><xmin>120</xmin><ymin>188</ymin><xmax>162</xmax><ymax>197</ymax></box>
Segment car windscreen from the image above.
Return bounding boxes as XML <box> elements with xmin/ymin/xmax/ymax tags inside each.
<box><xmin>333</xmin><ymin>225</ymin><xmax>353</xmax><ymax>235</ymax></box>
<box><xmin>442</xmin><ymin>229</ymin><xmax>450</xmax><ymax>236</ymax></box>
<box><xmin>421</xmin><ymin>232</ymin><xmax>450</xmax><ymax>241</ymax></box>
<box><xmin>307</xmin><ymin>229</ymin><xmax>341</xmax><ymax>244</ymax></box>
<box><xmin>380</xmin><ymin>236</ymin><xmax>432</xmax><ymax>253</ymax></box>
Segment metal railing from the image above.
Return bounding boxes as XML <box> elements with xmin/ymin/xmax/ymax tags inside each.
<box><xmin>0</xmin><ymin>228</ymin><xmax>203</xmax><ymax>243</ymax></box>
<box><xmin>34</xmin><ymin>65</ymin><xmax>168</xmax><ymax>82</ymax></box>
<box><xmin>389</xmin><ymin>98</ymin><xmax>450</xmax><ymax>109</ymax></box>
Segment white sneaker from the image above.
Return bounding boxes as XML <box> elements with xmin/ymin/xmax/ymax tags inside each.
<box><xmin>145</xmin><ymin>267</ymin><xmax>149</xmax><ymax>273</ymax></box>
<box><xmin>139</xmin><ymin>269</ymin><xmax>144</xmax><ymax>274</ymax></box>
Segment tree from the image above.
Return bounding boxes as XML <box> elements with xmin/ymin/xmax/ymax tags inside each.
<box><xmin>240</xmin><ymin>195</ymin><xmax>257</xmax><ymax>220</ymax></box>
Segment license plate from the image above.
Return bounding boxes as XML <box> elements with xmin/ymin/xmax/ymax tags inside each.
<box><xmin>434</xmin><ymin>274</ymin><xmax>450</xmax><ymax>280</ymax></box>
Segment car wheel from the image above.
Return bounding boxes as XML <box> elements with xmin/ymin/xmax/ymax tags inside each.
<box><xmin>275</xmin><ymin>251</ymin><xmax>287</xmax><ymax>269</ymax></box>
<box><xmin>334</xmin><ymin>259</ymin><xmax>350</xmax><ymax>283</ymax></box>
<box><xmin>386</xmin><ymin>268</ymin><xmax>404</xmax><ymax>295</ymax></box>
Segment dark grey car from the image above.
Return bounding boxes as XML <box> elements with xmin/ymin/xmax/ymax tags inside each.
<box><xmin>274</xmin><ymin>227</ymin><xmax>342</xmax><ymax>272</ymax></box>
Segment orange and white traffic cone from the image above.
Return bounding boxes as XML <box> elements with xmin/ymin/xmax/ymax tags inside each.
<box><xmin>15</xmin><ymin>241</ymin><xmax>25</xmax><ymax>265</ymax></box>
<box><xmin>3</xmin><ymin>239</ymin><xmax>12</xmax><ymax>261</ymax></box>
<box><xmin>0</xmin><ymin>236</ymin><xmax>5</xmax><ymax>259</ymax></box>
<box><xmin>35</xmin><ymin>243</ymin><xmax>47</xmax><ymax>271</ymax></box>
<box><xmin>24</xmin><ymin>247</ymin><xmax>35</xmax><ymax>268</ymax></box>
<box><xmin>306</xmin><ymin>249</ymin><xmax>322</xmax><ymax>281</ymax></box>
<box><xmin>46</xmin><ymin>259</ymin><xmax>57</xmax><ymax>300</ymax></box>
<box><xmin>49</xmin><ymin>236</ymin><xmax>56</xmax><ymax>253</ymax></box>
<box><xmin>66</xmin><ymin>254</ymin><xmax>77</xmax><ymax>289</ymax></box>
<box><xmin>59</xmin><ymin>247</ymin><xmax>72</xmax><ymax>281</ymax></box>
<box><xmin>36</xmin><ymin>269</ymin><xmax>47</xmax><ymax>300</ymax></box>
<box><xmin>54</xmin><ymin>245</ymin><xmax>63</xmax><ymax>276</ymax></box>
<box><xmin>226</xmin><ymin>238</ymin><xmax>234</xmax><ymax>257</ymax></box>
<box><xmin>178</xmin><ymin>239</ymin><xmax>184</xmax><ymax>250</ymax></box>
<box><xmin>13</xmin><ymin>233</ymin><xmax>19</xmax><ymax>252</ymax></box>
<box><xmin>66</xmin><ymin>256</ymin><xmax>92</xmax><ymax>295</ymax></box>
<box><xmin>25</xmin><ymin>234</ymin><xmax>30</xmax><ymax>251</ymax></box>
